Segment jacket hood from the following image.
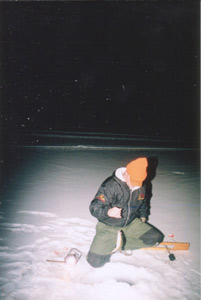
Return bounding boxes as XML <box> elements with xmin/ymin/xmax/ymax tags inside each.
<box><xmin>115</xmin><ymin>167</ymin><xmax>140</xmax><ymax>191</ymax></box>
<box><xmin>115</xmin><ymin>167</ymin><xmax>126</xmax><ymax>182</ymax></box>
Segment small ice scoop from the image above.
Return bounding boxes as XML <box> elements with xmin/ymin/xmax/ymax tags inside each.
<box><xmin>47</xmin><ymin>248</ymin><xmax>82</xmax><ymax>264</ymax></box>
<box><xmin>65</xmin><ymin>248</ymin><xmax>82</xmax><ymax>265</ymax></box>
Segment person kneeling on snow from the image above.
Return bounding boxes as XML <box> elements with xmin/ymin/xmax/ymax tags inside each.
<box><xmin>87</xmin><ymin>157</ymin><xmax>164</xmax><ymax>268</ymax></box>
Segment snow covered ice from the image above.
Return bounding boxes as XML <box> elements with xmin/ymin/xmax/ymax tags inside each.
<box><xmin>0</xmin><ymin>145</ymin><xmax>200</xmax><ymax>299</ymax></box>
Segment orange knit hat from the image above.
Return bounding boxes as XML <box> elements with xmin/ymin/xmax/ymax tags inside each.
<box><xmin>126</xmin><ymin>157</ymin><xmax>148</xmax><ymax>187</ymax></box>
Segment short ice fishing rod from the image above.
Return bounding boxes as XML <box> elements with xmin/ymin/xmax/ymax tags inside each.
<box><xmin>166</xmin><ymin>234</ymin><xmax>176</xmax><ymax>261</ymax></box>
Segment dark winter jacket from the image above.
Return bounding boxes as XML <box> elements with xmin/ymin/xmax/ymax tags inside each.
<box><xmin>89</xmin><ymin>171</ymin><xmax>149</xmax><ymax>227</ymax></box>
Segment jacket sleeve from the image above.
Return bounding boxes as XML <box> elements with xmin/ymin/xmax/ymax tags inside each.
<box><xmin>89</xmin><ymin>177</ymin><xmax>116</xmax><ymax>223</ymax></box>
<box><xmin>138</xmin><ymin>187</ymin><xmax>149</xmax><ymax>218</ymax></box>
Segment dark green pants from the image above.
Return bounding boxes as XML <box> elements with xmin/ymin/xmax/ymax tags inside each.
<box><xmin>87</xmin><ymin>218</ymin><xmax>164</xmax><ymax>268</ymax></box>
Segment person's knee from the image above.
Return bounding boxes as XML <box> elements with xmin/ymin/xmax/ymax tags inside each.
<box><xmin>87</xmin><ymin>251</ymin><xmax>111</xmax><ymax>268</ymax></box>
<box><xmin>139</xmin><ymin>228</ymin><xmax>164</xmax><ymax>245</ymax></box>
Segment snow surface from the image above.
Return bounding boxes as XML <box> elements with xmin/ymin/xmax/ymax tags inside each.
<box><xmin>0</xmin><ymin>146</ymin><xmax>200</xmax><ymax>300</ymax></box>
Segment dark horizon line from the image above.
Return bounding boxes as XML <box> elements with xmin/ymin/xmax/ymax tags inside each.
<box><xmin>9</xmin><ymin>129</ymin><xmax>198</xmax><ymax>149</ymax></box>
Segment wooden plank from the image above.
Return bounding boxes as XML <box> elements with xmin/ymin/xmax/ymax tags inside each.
<box><xmin>143</xmin><ymin>242</ymin><xmax>190</xmax><ymax>251</ymax></box>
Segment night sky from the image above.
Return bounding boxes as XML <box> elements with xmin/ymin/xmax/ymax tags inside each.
<box><xmin>0</xmin><ymin>0</ymin><xmax>200</xmax><ymax>146</ymax></box>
